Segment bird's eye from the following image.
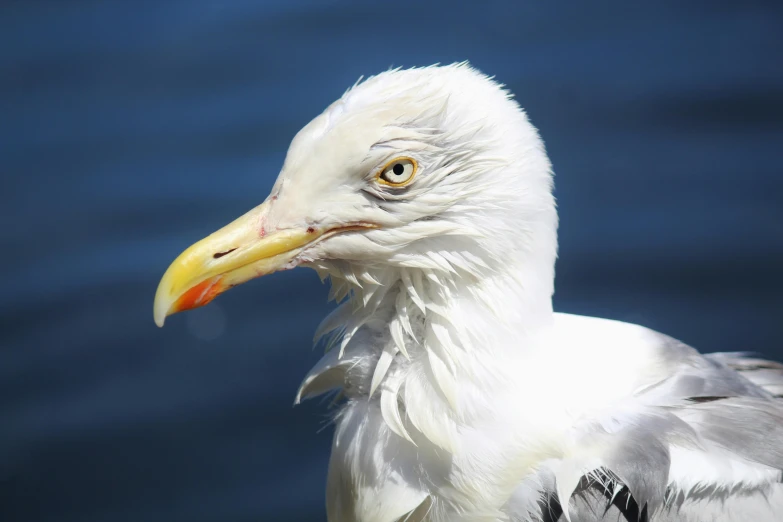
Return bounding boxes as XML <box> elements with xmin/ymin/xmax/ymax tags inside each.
<box><xmin>377</xmin><ymin>158</ymin><xmax>417</xmax><ymax>187</ymax></box>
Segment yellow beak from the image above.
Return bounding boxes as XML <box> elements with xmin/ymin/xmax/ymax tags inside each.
<box><xmin>153</xmin><ymin>200</ymin><xmax>376</xmax><ymax>327</ymax></box>
<box><xmin>153</xmin><ymin>200</ymin><xmax>315</xmax><ymax>327</ymax></box>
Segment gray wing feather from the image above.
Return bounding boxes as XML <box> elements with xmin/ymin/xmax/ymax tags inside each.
<box><xmin>549</xmin><ymin>332</ymin><xmax>783</xmax><ymax>522</ymax></box>
<box><xmin>637</xmin><ymin>338</ymin><xmax>772</xmax><ymax>402</ymax></box>
<box><xmin>560</xmin><ymin>484</ymin><xmax>783</xmax><ymax>522</ymax></box>
<box><xmin>672</xmin><ymin>397</ymin><xmax>783</xmax><ymax>470</ymax></box>
<box><xmin>705</xmin><ymin>352</ymin><xmax>783</xmax><ymax>397</ymax></box>
<box><xmin>657</xmin><ymin>485</ymin><xmax>783</xmax><ymax>522</ymax></box>
<box><xmin>564</xmin><ymin>486</ymin><xmax>636</xmax><ymax>522</ymax></box>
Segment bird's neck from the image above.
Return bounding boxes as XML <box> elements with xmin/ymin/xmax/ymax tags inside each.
<box><xmin>325</xmin><ymin>253</ymin><xmax>555</xmax><ymax>451</ymax></box>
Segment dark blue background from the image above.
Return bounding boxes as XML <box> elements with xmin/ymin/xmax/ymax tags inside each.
<box><xmin>2</xmin><ymin>1</ymin><xmax>782</xmax><ymax>521</ymax></box>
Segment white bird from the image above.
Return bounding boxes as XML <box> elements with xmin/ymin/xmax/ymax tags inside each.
<box><xmin>153</xmin><ymin>63</ymin><xmax>783</xmax><ymax>522</ymax></box>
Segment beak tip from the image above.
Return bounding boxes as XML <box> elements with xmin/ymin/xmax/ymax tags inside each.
<box><xmin>153</xmin><ymin>299</ymin><xmax>170</xmax><ymax>328</ymax></box>
<box><xmin>153</xmin><ymin>281</ymin><xmax>173</xmax><ymax>328</ymax></box>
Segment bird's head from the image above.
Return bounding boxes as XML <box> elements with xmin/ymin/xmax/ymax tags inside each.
<box><xmin>154</xmin><ymin>63</ymin><xmax>557</xmax><ymax>327</ymax></box>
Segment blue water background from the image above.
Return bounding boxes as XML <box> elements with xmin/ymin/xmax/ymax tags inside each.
<box><xmin>2</xmin><ymin>1</ymin><xmax>782</xmax><ymax>521</ymax></box>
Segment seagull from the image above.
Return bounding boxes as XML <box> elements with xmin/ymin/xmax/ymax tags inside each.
<box><xmin>153</xmin><ymin>63</ymin><xmax>783</xmax><ymax>522</ymax></box>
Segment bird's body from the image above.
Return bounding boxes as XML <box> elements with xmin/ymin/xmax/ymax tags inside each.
<box><xmin>314</xmin><ymin>310</ymin><xmax>783</xmax><ymax>522</ymax></box>
<box><xmin>155</xmin><ymin>64</ymin><xmax>783</xmax><ymax>521</ymax></box>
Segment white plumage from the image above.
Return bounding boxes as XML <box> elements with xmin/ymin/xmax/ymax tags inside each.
<box><xmin>155</xmin><ymin>63</ymin><xmax>783</xmax><ymax>521</ymax></box>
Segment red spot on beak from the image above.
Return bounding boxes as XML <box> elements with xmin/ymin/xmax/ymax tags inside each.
<box><xmin>173</xmin><ymin>277</ymin><xmax>225</xmax><ymax>313</ymax></box>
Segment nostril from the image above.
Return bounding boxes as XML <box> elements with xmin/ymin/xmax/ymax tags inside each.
<box><xmin>213</xmin><ymin>248</ymin><xmax>237</xmax><ymax>259</ymax></box>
